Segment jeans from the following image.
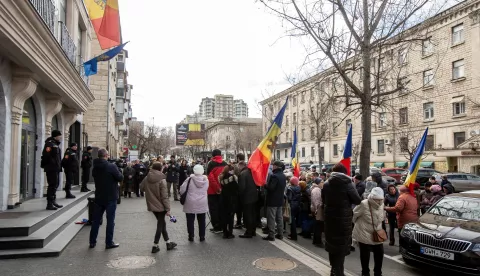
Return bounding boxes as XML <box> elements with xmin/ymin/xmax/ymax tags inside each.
<box><xmin>313</xmin><ymin>220</ymin><xmax>324</xmax><ymax>245</ymax></box>
<box><xmin>243</xmin><ymin>203</ymin><xmax>257</xmax><ymax>235</ymax></box>
<box><xmin>167</xmin><ymin>181</ymin><xmax>179</xmax><ymax>200</ymax></box>
<box><xmin>208</xmin><ymin>194</ymin><xmax>221</xmax><ymax>230</ymax></box>
<box><xmin>186</xmin><ymin>213</ymin><xmax>206</xmax><ymax>239</ymax></box>
<box><xmin>64</xmin><ymin>171</ymin><xmax>73</xmax><ymax>195</ymax></box>
<box><xmin>46</xmin><ymin>171</ymin><xmax>60</xmax><ymax>201</ymax></box>
<box><xmin>267</xmin><ymin>206</ymin><xmax>283</xmax><ymax>238</ymax></box>
<box><xmin>290</xmin><ymin>205</ymin><xmax>300</xmax><ymax>239</ymax></box>
<box><xmin>359</xmin><ymin>242</ymin><xmax>384</xmax><ymax>276</ymax></box>
<box><xmin>388</xmin><ymin>217</ymin><xmax>397</xmax><ymax>244</ymax></box>
<box><xmin>153</xmin><ymin>211</ymin><xmax>169</xmax><ymax>243</ymax></box>
<box><xmin>329</xmin><ymin>253</ymin><xmax>346</xmax><ymax>276</ymax></box>
<box><xmin>89</xmin><ymin>200</ymin><xmax>117</xmax><ymax>245</ymax></box>
<box><xmin>82</xmin><ymin>167</ymin><xmax>90</xmax><ymax>187</ymax></box>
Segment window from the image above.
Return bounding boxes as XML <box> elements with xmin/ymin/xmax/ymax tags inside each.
<box><xmin>399</xmin><ymin>107</ymin><xmax>408</xmax><ymax>124</ymax></box>
<box><xmin>320</xmin><ymin>147</ymin><xmax>325</xmax><ymax>161</ymax></box>
<box><xmin>398</xmin><ymin>48</ymin><xmax>408</xmax><ymax>64</ymax></box>
<box><xmin>332</xmin><ymin>123</ymin><xmax>338</xmax><ymax>135</ymax></box>
<box><xmin>284</xmin><ymin>149</ymin><xmax>288</xmax><ymax>158</ymax></box>
<box><xmin>452</xmin><ymin>99</ymin><xmax>466</xmax><ymax>116</ymax></box>
<box><xmin>423</xmin><ymin>102</ymin><xmax>434</xmax><ymax>120</ymax></box>
<box><xmin>226</xmin><ymin>136</ymin><xmax>231</xmax><ymax>141</ymax></box>
<box><xmin>301</xmin><ymin>147</ymin><xmax>305</xmax><ymax>157</ymax></box>
<box><xmin>379</xmin><ymin>112</ymin><xmax>386</xmax><ymax>128</ymax></box>
<box><xmin>301</xmin><ymin>92</ymin><xmax>305</xmax><ymax>103</ymax></box>
<box><xmin>346</xmin><ymin>119</ymin><xmax>352</xmax><ymax>133</ymax></box>
<box><xmin>293</xmin><ymin>113</ymin><xmax>297</xmax><ymax>124</ymax></box>
<box><xmin>293</xmin><ymin>96</ymin><xmax>297</xmax><ymax>106</ymax></box>
<box><xmin>301</xmin><ymin>129</ymin><xmax>305</xmax><ymax>141</ymax></box>
<box><xmin>452</xmin><ymin>59</ymin><xmax>465</xmax><ymax>79</ymax></box>
<box><xmin>285</xmin><ymin>115</ymin><xmax>289</xmax><ymax>126</ymax></box>
<box><xmin>452</xmin><ymin>23</ymin><xmax>464</xmax><ymax>45</ymax></box>
<box><xmin>397</xmin><ymin>77</ymin><xmax>408</xmax><ymax>93</ymax></box>
<box><xmin>422</xmin><ymin>39</ymin><xmax>434</xmax><ymax>56</ymax></box>
<box><xmin>423</xmin><ymin>69</ymin><xmax>434</xmax><ymax>86</ymax></box>
<box><xmin>454</xmin><ymin>132</ymin><xmax>466</xmax><ymax>148</ymax></box>
<box><xmin>311</xmin><ymin>147</ymin><xmax>315</xmax><ymax>157</ymax></box>
<box><xmin>467</xmin><ymin>175</ymin><xmax>480</xmax><ymax>180</ymax></box>
<box><xmin>276</xmin><ymin>150</ymin><xmax>280</xmax><ymax>160</ymax></box>
<box><xmin>116</xmin><ymin>88</ymin><xmax>124</xmax><ymax>97</ymax></box>
<box><xmin>286</xmin><ymin>132</ymin><xmax>290</xmax><ymax>142</ymax></box>
<box><xmin>333</xmin><ymin>144</ymin><xmax>338</xmax><ymax>156</ymax></box>
<box><xmin>301</xmin><ymin>110</ymin><xmax>305</xmax><ymax>122</ymax></box>
<box><xmin>310</xmin><ymin>89</ymin><xmax>315</xmax><ymax>100</ymax></box>
<box><xmin>426</xmin><ymin>135</ymin><xmax>435</xmax><ymax>151</ymax></box>
<box><xmin>377</xmin><ymin>139</ymin><xmax>385</xmax><ymax>154</ymax></box>
<box><xmin>310</xmin><ymin>127</ymin><xmax>315</xmax><ymax>139</ymax></box>
<box><xmin>400</xmin><ymin>137</ymin><xmax>408</xmax><ymax>152</ymax></box>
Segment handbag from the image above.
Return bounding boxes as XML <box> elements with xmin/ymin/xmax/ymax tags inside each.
<box><xmin>283</xmin><ymin>200</ymin><xmax>291</xmax><ymax>220</ymax></box>
<box><xmin>180</xmin><ymin>178</ymin><xmax>192</xmax><ymax>205</ymax></box>
<box><xmin>369</xmin><ymin>201</ymin><xmax>388</xmax><ymax>242</ymax></box>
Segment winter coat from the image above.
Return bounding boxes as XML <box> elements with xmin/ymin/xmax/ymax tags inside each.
<box><xmin>61</xmin><ymin>148</ymin><xmax>79</xmax><ymax>173</ymax></box>
<box><xmin>265</xmin><ymin>168</ymin><xmax>287</xmax><ymax>207</ymax></box>
<box><xmin>238</xmin><ymin>168</ymin><xmax>258</xmax><ymax>205</ymax></box>
<box><xmin>122</xmin><ymin>166</ymin><xmax>136</xmax><ymax>192</ymax></box>
<box><xmin>355</xmin><ymin>181</ymin><xmax>366</xmax><ymax>198</ymax></box>
<box><xmin>428</xmin><ymin>191</ymin><xmax>445</xmax><ymax>206</ymax></box>
<box><xmin>41</xmin><ymin>137</ymin><xmax>62</xmax><ymax>173</ymax></box>
<box><xmin>178</xmin><ymin>165</ymin><xmax>189</xmax><ymax>186</ymax></box>
<box><xmin>384</xmin><ymin>186</ymin><xmax>399</xmax><ymax>219</ymax></box>
<box><xmin>420</xmin><ymin>190</ymin><xmax>434</xmax><ymax>212</ymax></box>
<box><xmin>180</xmin><ymin>174</ymin><xmax>209</xmax><ymax>214</ymax></box>
<box><xmin>352</xmin><ymin>198</ymin><xmax>385</xmax><ymax>245</ymax></box>
<box><xmin>81</xmin><ymin>152</ymin><xmax>92</xmax><ymax>169</ymax></box>
<box><xmin>310</xmin><ymin>185</ymin><xmax>324</xmax><ymax>221</ymax></box>
<box><xmin>322</xmin><ymin>172</ymin><xmax>362</xmax><ymax>255</ymax></box>
<box><xmin>387</xmin><ymin>193</ymin><xmax>418</xmax><ymax>229</ymax></box>
<box><xmin>165</xmin><ymin>162</ymin><xmax>179</xmax><ymax>183</ymax></box>
<box><xmin>92</xmin><ymin>159</ymin><xmax>124</xmax><ymax>203</ymax></box>
<box><xmin>287</xmin><ymin>185</ymin><xmax>301</xmax><ymax>209</ymax></box>
<box><xmin>219</xmin><ymin>173</ymin><xmax>239</xmax><ymax>210</ymax></box>
<box><xmin>207</xmin><ymin>156</ymin><xmax>227</xmax><ymax>195</ymax></box>
<box><xmin>140</xmin><ymin>170</ymin><xmax>170</xmax><ymax>213</ymax></box>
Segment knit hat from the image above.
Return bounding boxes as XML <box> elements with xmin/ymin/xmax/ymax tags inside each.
<box><xmin>51</xmin><ymin>130</ymin><xmax>62</xmax><ymax>138</ymax></box>
<box><xmin>70</xmin><ymin>142</ymin><xmax>77</xmax><ymax>147</ymax></box>
<box><xmin>314</xmin><ymin>178</ymin><xmax>322</xmax><ymax>184</ymax></box>
<box><xmin>212</xmin><ymin>149</ymin><xmax>222</xmax><ymax>157</ymax></box>
<box><xmin>273</xmin><ymin>160</ymin><xmax>284</xmax><ymax>168</ymax></box>
<box><xmin>193</xmin><ymin>164</ymin><xmax>204</xmax><ymax>175</ymax></box>
<box><xmin>290</xmin><ymin>177</ymin><xmax>299</xmax><ymax>186</ymax></box>
<box><xmin>354</xmin><ymin>174</ymin><xmax>363</xmax><ymax>181</ymax></box>
<box><xmin>368</xmin><ymin>187</ymin><xmax>384</xmax><ymax>200</ymax></box>
<box><xmin>86</xmin><ymin>146</ymin><xmax>93</xmax><ymax>151</ymax></box>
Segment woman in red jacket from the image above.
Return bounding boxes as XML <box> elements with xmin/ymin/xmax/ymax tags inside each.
<box><xmin>384</xmin><ymin>186</ymin><xmax>418</xmax><ymax>233</ymax></box>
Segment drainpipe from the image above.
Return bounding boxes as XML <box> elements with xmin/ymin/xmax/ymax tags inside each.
<box><xmin>106</xmin><ymin>61</ymin><xmax>110</xmax><ymax>151</ymax></box>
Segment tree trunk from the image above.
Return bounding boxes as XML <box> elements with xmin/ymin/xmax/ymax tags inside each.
<box><xmin>360</xmin><ymin>18</ymin><xmax>372</xmax><ymax>178</ymax></box>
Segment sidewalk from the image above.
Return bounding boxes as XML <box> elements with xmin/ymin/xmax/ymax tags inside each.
<box><xmin>0</xmin><ymin>196</ymin><xmax>319</xmax><ymax>276</ymax></box>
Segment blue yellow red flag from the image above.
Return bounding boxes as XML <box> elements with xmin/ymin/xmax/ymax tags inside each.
<box><xmin>83</xmin><ymin>42</ymin><xmax>128</xmax><ymax>76</ymax></box>
<box><xmin>404</xmin><ymin>127</ymin><xmax>429</xmax><ymax>195</ymax></box>
<box><xmin>291</xmin><ymin>127</ymin><xmax>300</xmax><ymax>177</ymax></box>
<box><xmin>339</xmin><ymin>125</ymin><xmax>352</xmax><ymax>175</ymax></box>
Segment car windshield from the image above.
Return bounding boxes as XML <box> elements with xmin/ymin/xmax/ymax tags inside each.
<box><xmin>428</xmin><ymin>196</ymin><xmax>480</xmax><ymax>221</ymax></box>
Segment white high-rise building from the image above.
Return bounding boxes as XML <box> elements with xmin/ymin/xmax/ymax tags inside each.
<box><xmin>199</xmin><ymin>97</ymin><xmax>215</xmax><ymax>120</ymax></box>
<box><xmin>234</xmin><ymin>99</ymin><xmax>248</xmax><ymax>118</ymax></box>
<box><xmin>214</xmin><ymin>94</ymin><xmax>234</xmax><ymax>118</ymax></box>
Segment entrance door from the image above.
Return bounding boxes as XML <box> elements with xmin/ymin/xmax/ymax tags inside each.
<box><xmin>20</xmin><ymin>130</ymin><xmax>36</xmax><ymax>200</ymax></box>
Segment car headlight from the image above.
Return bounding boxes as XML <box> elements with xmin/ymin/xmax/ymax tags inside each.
<box><xmin>401</xmin><ymin>224</ymin><xmax>416</xmax><ymax>239</ymax></box>
<box><xmin>471</xmin><ymin>244</ymin><xmax>480</xmax><ymax>256</ymax></box>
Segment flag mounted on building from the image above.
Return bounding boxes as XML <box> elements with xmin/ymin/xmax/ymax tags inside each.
<box><xmin>83</xmin><ymin>42</ymin><xmax>128</xmax><ymax>76</ymax></box>
<box><xmin>403</xmin><ymin>127</ymin><xmax>429</xmax><ymax>196</ymax></box>
<box><xmin>339</xmin><ymin>125</ymin><xmax>352</xmax><ymax>176</ymax></box>
<box><xmin>291</xmin><ymin>127</ymin><xmax>300</xmax><ymax>177</ymax></box>
<box><xmin>248</xmin><ymin>97</ymin><xmax>288</xmax><ymax>186</ymax></box>
<box><xmin>85</xmin><ymin>0</ymin><xmax>121</xmax><ymax>50</ymax></box>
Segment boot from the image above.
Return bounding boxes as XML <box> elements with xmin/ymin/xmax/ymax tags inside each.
<box><xmin>66</xmin><ymin>193</ymin><xmax>76</xmax><ymax>199</ymax></box>
<box><xmin>166</xmin><ymin>242</ymin><xmax>177</xmax><ymax>251</ymax></box>
<box><xmin>81</xmin><ymin>186</ymin><xmax>91</xmax><ymax>192</ymax></box>
<box><xmin>52</xmin><ymin>200</ymin><xmax>63</xmax><ymax>208</ymax></box>
<box><xmin>46</xmin><ymin>201</ymin><xmax>58</xmax><ymax>210</ymax></box>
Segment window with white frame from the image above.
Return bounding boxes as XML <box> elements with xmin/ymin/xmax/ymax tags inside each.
<box><xmin>285</xmin><ymin>149</ymin><xmax>288</xmax><ymax>158</ymax></box>
<box><xmin>293</xmin><ymin>113</ymin><xmax>297</xmax><ymax>124</ymax></box>
<box><xmin>422</xmin><ymin>39</ymin><xmax>434</xmax><ymax>56</ymax></box>
<box><xmin>379</xmin><ymin>112</ymin><xmax>386</xmax><ymax>128</ymax></box>
<box><xmin>332</xmin><ymin>122</ymin><xmax>338</xmax><ymax>135</ymax></box>
<box><xmin>310</xmin><ymin>127</ymin><xmax>315</xmax><ymax>139</ymax></box>
<box><xmin>301</xmin><ymin>92</ymin><xmax>306</xmax><ymax>103</ymax></box>
<box><xmin>301</xmin><ymin>147</ymin><xmax>305</xmax><ymax>157</ymax></box>
<box><xmin>398</xmin><ymin>48</ymin><xmax>408</xmax><ymax>64</ymax></box>
<box><xmin>378</xmin><ymin>139</ymin><xmax>385</xmax><ymax>154</ymax></box>
<box><xmin>423</xmin><ymin>102</ymin><xmax>434</xmax><ymax>120</ymax></box>
<box><xmin>285</xmin><ymin>115</ymin><xmax>289</xmax><ymax>126</ymax></box>
<box><xmin>452</xmin><ymin>97</ymin><xmax>466</xmax><ymax>116</ymax></box>
<box><xmin>452</xmin><ymin>23</ymin><xmax>464</xmax><ymax>45</ymax></box>
<box><xmin>452</xmin><ymin>59</ymin><xmax>465</xmax><ymax>79</ymax></box>
<box><xmin>301</xmin><ymin>129</ymin><xmax>305</xmax><ymax>141</ymax></box>
<box><xmin>286</xmin><ymin>132</ymin><xmax>290</xmax><ymax>142</ymax></box>
<box><xmin>333</xmin><ymin>144</ymin><xmax>338</xmax><ymax>156</ymax></box>
<box><xmin>399</xmin><ymin>107</ymin><xmax>408</xmax><ymax>124</ymax></box>
<box><xmin>423</xmin><ymin>69</ymin><xmax>434</xmax><ymax>86</ymax></box>
<box><xmin>311</xmin><ymin>147</ymin><xmax>315</xmax><ymax>157</ymax></box>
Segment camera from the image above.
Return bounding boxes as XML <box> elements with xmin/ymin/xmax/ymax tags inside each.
<box><xmin>108</xmin><ymin>158</ymin><xmax>126</xmax><ymax>169</ymax></box>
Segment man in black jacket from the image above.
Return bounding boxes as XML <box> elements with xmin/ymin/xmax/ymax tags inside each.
<box><xmin>353</xmin><ymin>174</ymin><xmax>366</xmax><ymax>199</ymax></box>
<box><xmin>81</xmin><ymin>146</ymin><xmax>93</xmax><ymax>192</ymax></box>
<box><xmin>263</xmin><ymin>161</ymin><xmax>287</xmax><ymax>241</ymax></box>
<box><xmin>238</xmin><ymin>163</ymin><xmax>258</xmax><ymax>238</ymax></box>
<box><xmin>62</xmin><ymin>143</ymin><xmax>79</xmax><ymax>199</ymax></box>
<box><xmin>89</xmin><ymin>149</ymin><xmax>123</xmax><ymax>249</ymax></box>
<box><xmin>165</xmin><ymin>155</ymin><xmax>179</xmax><ymax>200</ymax></box>
<box><xmin>41</xmin><ymin>130</ymin><xmax>63</xmax><ymax>210</ymax></box>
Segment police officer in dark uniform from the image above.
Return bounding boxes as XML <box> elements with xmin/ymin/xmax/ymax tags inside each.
<box><xmin>133</xmin><ymin>160</ymin><xmax>147</xmax><ymax>197</ymax></box>
<box><xmin>81</xmin><ymin>146</ymin><xmax>93</xmax><ymax>192</ymax></box>
<box><xmin>41</xmin><ymin>130</ymin><xmax>63</xmax><ymax>210</ymax></box>
<box><xmin>61</xmin><ymin>143</ymin><xmax>79</xmax><ymax>199</ymax></box>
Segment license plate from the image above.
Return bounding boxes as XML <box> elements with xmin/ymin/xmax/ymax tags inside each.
<box><xmin>420</xmin><ymin>247</ymin><xmax>454</xmax><ymax>260</ymax></box>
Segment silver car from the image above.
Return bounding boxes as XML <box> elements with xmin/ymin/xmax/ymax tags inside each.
<box><xmin>434</xmin><ymin>173</ymin><xmax>480</xmax><ymax>192</ymax></box>
<box><xmin>356</xmin><ymin>167</ymin><xmax>396</xmax><ymax>185</ymax></box>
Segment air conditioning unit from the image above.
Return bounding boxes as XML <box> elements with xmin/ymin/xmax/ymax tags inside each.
<box><xmin>385</xmin><ymin>139</ymin><xmax>391</xmax><ymax>145</ymax></box>
<box><xmin>470</xmin><ymin>130</ymin><xmax>480</xmax><ymax>137</ymax></box>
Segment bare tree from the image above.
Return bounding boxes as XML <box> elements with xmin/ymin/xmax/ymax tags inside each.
<box><xmin>352</xmin><ymin>139</ymin><xmax>361</xmax><ymax>166</ymax></box>
<box><xmin>259</xmin><ymin>0</ymin><xmax>453</xmax><ymax>177</ymax></box>
<box><xmin>129</xmin><ymin>124</ymin><xmax>159</xmax><ymax>159</ymax></box>
<box><xmin>395</xmin><ymin>127</ymin><xmax>432</xmax><ymax>162</ymax></box>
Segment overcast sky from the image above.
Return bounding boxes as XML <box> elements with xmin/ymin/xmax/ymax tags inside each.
<box><xmin>118</xmin><ymin>0</ymin><xmax>308</xmax><ymax>127</ymax></box>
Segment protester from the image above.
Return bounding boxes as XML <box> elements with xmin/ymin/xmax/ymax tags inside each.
<box><xmin>440</xmin><ymin>175</ymin><xmax>452</xmax><ymax>188</ymax></box>
<box><xmin>371</xmin><ymin>172</ymin><xmax>388</xmax><ymax>194</ymax></box>
<box><xmin>384</xmin><ymin>184</ymin><xmax>399</xmax><ymax>246</ymax></box>
<box><xmin>178</xmin><ymin>159</ymin><xmax>190</xmax><ymax>188</ymax></box>
<box><xmin>286</xmin><ymin>177</ymin><xmax>301</xmax><ymax>240</ymax></box>
<box><xmin>428</xmin><ymin>184</ymin><xmax>445</xmax><ymax>206</ymax></box>
<box><xmin>238</xmin><ymin>163</ymin><xmax>259</xmax><ymax>238</ymax></box>
<box><xmin>310</xmin><ymin>178</ymin><xmax>325</xmax><ymax>248</ymax></box>
<box><xmin>89</xmin><ymin>149</ymin><xmax>123</xmax><ymax>249</ymax></box>
<box><xmin>207</xmin><ymin>149</ymin><xmax>228</xmax><ymax>233</ymax></box>
<box><xmin>263</xmin><ymin>161</ymin><xmax>287</xmax><ymax>241</ymax></box>
<box><xmin>385</xmin><ymin>186</ymin><xmax>418</xmax><ymax>233</ymax></box>
<box><xmin>165</xmin><ymin>155</ymin><xmax>180</xmax><ymax>201</ymax></box>
<box><xmin>140</xmin><ymin>162</ymin><xmax>177</xmax><ymax>253</ymax></box>
<box><xmin>352</xmin><ymin>187</ymin><xmax>385</xmax><ymax>276</ymax></box>
<box><xmin>322</xmin><ymin>163</ymin><xmax>362</xmax><ymax>276</ymax></box>
<box><xmin>428</xmin><ymin>176</ymin><xmax>438</xmax><ymax>185</ymax></box>
<box><xmin>443</xmin><ymin>182</ymin><xmax>455</xmax><ymax>195</ymax></box>
<box><xmin>299</xmin><ymin>180</ymin><xmax>313</xmax><ymax>239</ymax></box>
<box><xmin>419</xmin><ymin>182</ymin><xmax>434</xmax><ymax>214</ymax></box>
<box><xmin>180</xmin><ymin>164</ymin><xmax>209</xmax><ymax>242</ymax></box>
<box><xmin>133</xmin><ymin>160</ymin><xmax>147</xmax><ymax>197</ymax></box>
<box><xmin>122</xmin><ymin>162</ymin><xmax>136</xmax><ymax>198</ymax></box>
<box><xmin>353</xmin><ymin>174</ymin><xmax>366</xmax><ymax>199</ymax></box>
<box><xmin>234</xmin><ymin>153</ymin><xmax>246</xmax><ymax>229</ymax></box>
<box><xmin>219</xmin><ymin>164</ymin><xmax>239</xmax><ymax>239</ymax></box>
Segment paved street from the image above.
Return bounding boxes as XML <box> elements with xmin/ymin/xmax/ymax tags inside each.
<box><xmin>0</xmin><ymin>196</ymin><xmax>447</xmax><ymax>276</ymax></box>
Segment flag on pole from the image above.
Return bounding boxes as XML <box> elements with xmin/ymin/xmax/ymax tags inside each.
<box><xmin>83</xmin><ymin>42</ymin><xmax>128</xmax><ymax>76</ymax></box>
<box><xmin>85</xmin><ymin>0</ymin><xmax>121</xmax><ymax>50</ymax></box>
<box><xmin>403</xmin><ymin>127</ymin><xmax>429</xmax><ymax>196</ymax></box>
<box><xmin>248</xmin><ymin>97</ymin><xmax>288</xmax><ymax>186</ymax></box>
<box><xmin>291</xmin><ymin>127</ymin><xmax>300</xmax><ymax>177</ymax></box>
<box><xmin>340</xmin><ymin>125</ymin><xmax>352</xmax><ymax>176</ymax></box>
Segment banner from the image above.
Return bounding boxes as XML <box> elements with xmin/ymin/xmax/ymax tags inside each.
<box><xmin>176</xmin><ymin>124</ymin><xmax>205</xmax><ymax>146</ymax></box>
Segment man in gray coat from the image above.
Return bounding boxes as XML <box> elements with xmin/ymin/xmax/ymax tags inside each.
<box><xmin>238</xmin><ymin>162</ymin><xmax>258</xmax><ymax>238</ymax></box>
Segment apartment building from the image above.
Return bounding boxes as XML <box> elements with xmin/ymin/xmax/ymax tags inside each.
<box><xmin>261</xmin><ymin>1</ymin><xmax>480</xmax><ymax>174</ymax></box>
<box><xmin>0</xmin><ymin>0</ymin><xmax>95</xmax><ymax>210</ymax></box>
<box><xmin>214</xmin><ymin>94</ymin><xmax>234</xmax><ymax>118</ymax></box>
<box><xmin>234</xmin><ymin>99</ymin><xmax>249</xmax><ymax>118</ymax></box>
<box><xmin>199</xmin><ymin>97</ymin><xmax>215</xmax><ymax>120</ymax></box>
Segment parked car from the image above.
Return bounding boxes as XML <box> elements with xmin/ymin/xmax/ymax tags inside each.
<box><xmin>300</xmin><ymin>164</ymin><xmax>311</xmax><ymax>171</ymax></box>
<box><xmin>400</xmin><ymin>191</ymin><xmax>480</xmax><ymax>274</ymax></box>
<box><xmin>382</xmin><ymin>168</ymin><xmax>407</xmax><ymax>184</ymax></box>
<box><xmin>432</xmin><ymin>173</ymin><xmax>480</xmax><ymax>192</ymax></box>
<box><xmin>400</xmin><ymin>168</ymin><xmax>444</xmax><ymax>187</ymax></box>
<box><xmin>322</xmin><ymin>163</ymin><xmax>335</xmax><ymax>172</ymax></box>
<box><xmin>309</xmin><ymin>164</ymin><xmax>320</xmax><ymax>171</ymax></box>
<box><xmin>355</xmin><ymin>167</ymin><xmax>396</xmax><ymax>185</ymax></box>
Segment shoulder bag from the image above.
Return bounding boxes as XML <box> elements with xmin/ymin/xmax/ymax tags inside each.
<box><xmin>369</xmin><ymin>201</ymin><xmax>388</xmax><ymax>242</ymax></box>
<box><xmin>180</xmin><ymin>178</ymin><xmax>192</xmax><ymax>205</ymax></box>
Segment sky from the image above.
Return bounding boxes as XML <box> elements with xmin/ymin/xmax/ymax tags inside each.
<box><xmin>118</xmin><ymin>0</ymin><xmax>308</xmax><ymax>127</ymax></box>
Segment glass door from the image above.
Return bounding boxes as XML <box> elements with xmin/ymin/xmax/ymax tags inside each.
<box><xmin>20</xmin><ymin>130</ymin><xmax>36</xmax><ymax>200</ymax></box>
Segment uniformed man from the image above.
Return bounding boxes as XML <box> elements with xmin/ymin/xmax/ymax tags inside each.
<box><xmin>61</xmin><ymin>142</ymin><xmax>79</xmax><ymax>199</ymax></box>
<box><xmin>81</xmin><ymin>146</ymin><xmax>93</xmax><ymax>192</ymax></box>
<box><xmin>41</xmin><ymin>130</ymin><xmax>63</xmax><ymax>210</ymax></box>
<box><xmin>133</xmin><ymin>160</ymin><xmax>147</xmax><ymax>197</ymax></box>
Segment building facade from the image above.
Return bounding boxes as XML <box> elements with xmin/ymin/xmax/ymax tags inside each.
<box><xmin>0</xmin><ymin>0</ymin><xmax>95</xmax><ymax>210</ymax></box>
<box><xmin>261</xmin><ymin>1</ymin><xmax>480</xmax><ymax>174</ymax></box>
<box><xmin>234</xmin><ymin>99</ymin><xmax>249</xmax><ymax>118</ymax></box>
<box><xmin>199</xmin><ymin>97</ymin><xmax>215</xmax><ymax>120</ymax></box>
<box><xmin>214</xmin><ymin>94</ymin><xmax>234</xmax><ymax>118</ymax></box>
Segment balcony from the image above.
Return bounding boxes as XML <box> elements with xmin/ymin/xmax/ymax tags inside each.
<box><xmin>117</xmin><ymin>61</ymin><xmax>125</xmax><ymax>72</ymax></box>
<box><xmin>59</xmin><ymin>21</ymin><xmax>76</xmax><ymax>65</ymax></box>
<box><xmin>29</xmin><ymin>0</ymin><xmax>55</xmax><ymax>33</ymax></box>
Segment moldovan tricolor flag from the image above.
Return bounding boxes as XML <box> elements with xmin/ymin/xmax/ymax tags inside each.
<box><xmin>248</xmin><ymin>98</ymin><xmax>288</xmax><ymax>186</ymax></box>
<box><xmin>340</xmin><ymin>125</ymin><xmax>352</xmax><ymax>176</ymax></box>
<box><xmin>291</xmin><ymin>127</ymin><xmax>300</xmax><ymax>177</ymax></box>
<box><xmin>403</xmin><ymin>127</ymin><xmax>429</xmax><ymax>195</ymax></box>
<box><xmin>85</xmin><ymin>0</ymin><xmax>121</xmax><ymax>50</ymax></box>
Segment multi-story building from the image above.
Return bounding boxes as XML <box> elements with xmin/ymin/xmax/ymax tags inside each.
<box><xmin>199</xmin><ymin>97</ymin><xmax>215</xmax><ymax>120</ymax></box>
<box><xmin>181</xmin><ymin>112</ymin><xmax>202</xmax><ymax>124</ymax></box>
<box><xmin>234</xmin><ymin>99</ymin><xmax>249</xmax><ymax>118</ymax></box>
<box><xmin>115</xmin><ymin>50</ymin><xmax>133</xmax><ymax>157</ymax></box>
<box><xmin>261</xmin><ymin>1</ymin><xmax>480</xmax><ymax>174</ymax></box>
<box><xmin>0</xmin><ymin>0</ymin><xmax>95</xmax><ymax>210</ymax></box>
